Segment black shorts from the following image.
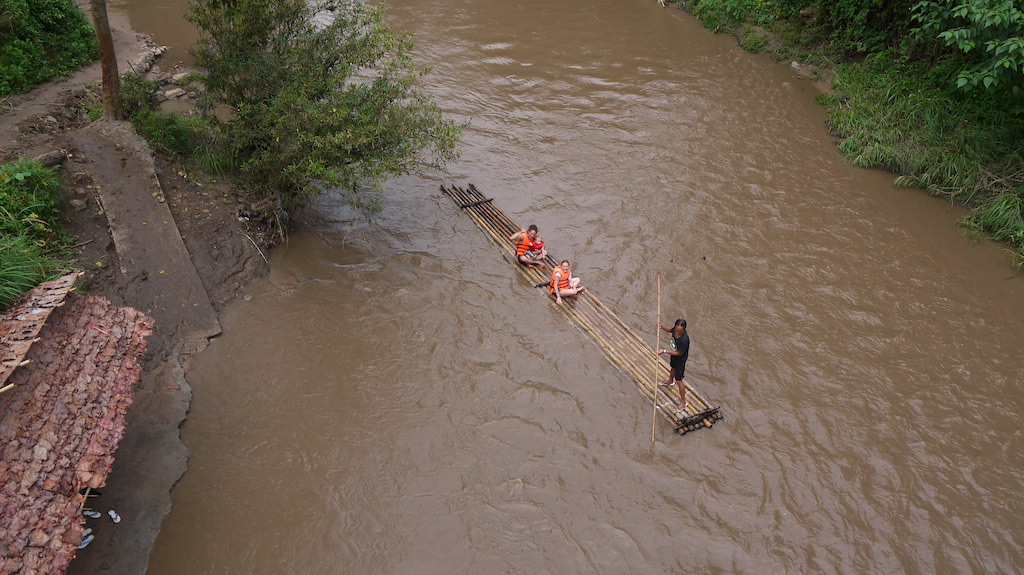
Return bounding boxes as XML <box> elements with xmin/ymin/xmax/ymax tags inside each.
<box><xmin>670</xmin><ymin>358</ymin><xmax>686</xmax><ymax>380</ymax></box>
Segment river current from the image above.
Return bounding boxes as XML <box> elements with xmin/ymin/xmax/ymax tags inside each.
<box><xmin>130</xmin><ymin>0</ymin><xmax>1024</xmax><ymax>573</ymax></box>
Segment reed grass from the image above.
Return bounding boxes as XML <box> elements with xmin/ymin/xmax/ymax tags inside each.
<box><xmin>0</xmin><ymin>159</ymin><xmax>68</xmax><ymax>245</ymax></box>
<box><xmin>0</xmin><ymin>236</ymin><xmax>66</xmax><ymax>309</ymax></box>
<box><xmin>819</xmin><ymin>51</ymin><xmax>1024</xmax><ymax>260</ymax></box>
<box><xmin>0</xmin><ymin>159</ymin><xmax>74</xmax><ymax>311</ymax></box>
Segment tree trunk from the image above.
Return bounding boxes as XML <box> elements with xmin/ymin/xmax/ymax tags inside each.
<box><xmin>90</xmin><ymin>0</ymin><xmax>123</xmax><ymax>120</ymax></box>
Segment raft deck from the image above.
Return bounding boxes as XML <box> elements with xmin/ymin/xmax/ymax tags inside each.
<box><xmin>441</xmin><ymin>183</ymin><xmax>723</xmax><ymax>435</ymax></box>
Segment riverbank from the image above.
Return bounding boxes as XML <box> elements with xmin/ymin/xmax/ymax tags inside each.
<box><xmin>1</xmin><ymin>3</ymin><xmax>272</xmax><ymax>573</ymax></box>
<box><xmin>663</xmin><ymin>0</ymin><xmax>1024</xmax><ymax>265</ymax></box>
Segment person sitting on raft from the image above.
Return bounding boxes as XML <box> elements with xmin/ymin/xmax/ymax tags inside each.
<box><xmin>550</xmin><ymin>260</ymin><xmax>585</xmax><ymax>304</ymax></box>
<box><xmin>509</xmin><ymin>225</ymin><xmax>547</xmax><ymax>268</ymax></box>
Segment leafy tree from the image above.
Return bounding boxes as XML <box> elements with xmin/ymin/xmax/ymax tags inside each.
<box><xmin>186</xmin><ymin>0</ymin><xmax>461</xmax><ymax>215</ymax></box>
<box><xmin>912</xmin><ymin>0</ymin><xmax>1024</xmax><ymax>95</ymax></box>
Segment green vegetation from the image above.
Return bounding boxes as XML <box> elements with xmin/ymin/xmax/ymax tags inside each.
<box><xmin>0</xmin><ymin>159</ymin><xmax>73</xmax><ymax>310</ymax></box>
<box><xmin>674</xmin><ymin>0</ymin><xmax>1024</xmax><ymax>264</ymax></box>
<box><xmin>119</xmin><ymin>74</ymin><xmax>213</xmax><ymax>159</ymax></box>
<box><xmin>913</xmin><ymin>0</ymin><xmax>1024</xmax><ymax>96</ymax></box>
<box><xmin>963</xmin><ymin>190</ymin><xmax>1024</xmax><ymax>247</ymax></box>
<box><xmin>2</xmin><ymin>0</ymin><xmax>462</xmax><ymax>305</ymax></box>
<box><xmin>186</xmin><ymin>0</ymin><xmax>462</xmax><ymax>217</ymax></box>
<box><xmin>738</xmin><ymin>25</ymin><xmax>770</xmax><ymax>52</ymax></box>
<box><xmin>0</xmin><ymin>0</ymin><xmax>99</xmax><ymax>96</ymax></box>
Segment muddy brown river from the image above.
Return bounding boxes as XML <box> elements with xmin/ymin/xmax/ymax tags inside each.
<box><xmin>125</xmin><ymin>0</ymin><xmax>1024</xmax><ymax>573</ymax></box>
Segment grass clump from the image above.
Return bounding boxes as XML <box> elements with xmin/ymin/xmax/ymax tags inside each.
<box><xmin>0</xmin><ymin>158</ymin><xmax>73</xmax><ymax>310</ymax></box>
<box><xmin>962</xmin><ymin>190</ymin><xmax>1024</xmax><ymax>267</ymax></box>
<box><xmin>693</xmin><ymin>0</ymin><xmax>775</xmax><ymax>31</ymax></box>
<box><xmin>0</xmin><ymin>158</ymin><xmax>69</xmax><ymax>244</ymax></box>
<box><xmin>0</xmin><ymin>235</ymin><xmax>65</xmax><ymax>309</ymax></box>
<box><xmin>738</xmin><ymin>25</ymin><xmax>770</xmax><ymax>52</ymax></box>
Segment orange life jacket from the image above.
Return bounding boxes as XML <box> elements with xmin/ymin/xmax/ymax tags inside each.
<box><xmin>515</xmin><ymin>234</ymin><xmax>535</xmax><ymax>256</ymax></box>
<box><xmin>549</xmin><ymin>265</ymin><xmax>571</xmax><ymax>293</ymax></box>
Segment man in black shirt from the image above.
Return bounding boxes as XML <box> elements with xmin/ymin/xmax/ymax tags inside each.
<box><xmin>657</xmin><ymin>318</ymin><xmax>690</xmax><ymax>413</ymax></box>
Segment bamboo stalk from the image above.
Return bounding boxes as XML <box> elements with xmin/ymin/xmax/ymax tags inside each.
<box><xmin>651</xmin><ymin>270</ymin><xmax>661</xmax><ymax>448</ymax></box>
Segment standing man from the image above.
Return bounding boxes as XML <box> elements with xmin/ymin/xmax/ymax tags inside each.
<box><xmin>657</xmin><ymin>318</ymin><xmax>690</xmax><ymax>414</ymax></box>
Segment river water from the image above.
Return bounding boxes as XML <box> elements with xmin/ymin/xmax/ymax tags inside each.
<box><xmin>132</xmin><ymin>0</ymin><xmax>1024</xmax><ymax>573</ymax></box>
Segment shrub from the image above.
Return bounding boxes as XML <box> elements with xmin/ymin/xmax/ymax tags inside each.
<box><xmin>131</xmin><ymin>109</ymin><xmax>196</xmax><ymax>157</ymax></box>
<box><xmin>188</xmin><ymin>0</ymin><xmax>461</xmax><ymax>216</ymax></box>
<box><xmin>912</xmin><ymin>0</ymin><xmax>1024</xmax><ymax>101</ymax></box>
<box><xmin>739</xmin><ymin>25</ymin><xmax>770</xmax><ymax>51</ymax></box>
<box><xmin>120</xmin><ymin>72</ymin><xmax>160</xmax><ymax>118</ymax></box>
<box><xmin>0</xmin><ymin>0</ymin><xmax>99</xmax><ymax>96</ymax></box>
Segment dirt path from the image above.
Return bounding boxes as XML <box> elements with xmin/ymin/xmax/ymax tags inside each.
<box><xmin>2</xmin><ymin>4</ymin><xmax>270</xmax><ymax>574</ymax></box>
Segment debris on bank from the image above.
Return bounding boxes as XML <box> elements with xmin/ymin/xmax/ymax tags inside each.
<box><xmin>0</xmin><ymin>273</ymin><xmax>154</xmax><ymax>574</ymax></box>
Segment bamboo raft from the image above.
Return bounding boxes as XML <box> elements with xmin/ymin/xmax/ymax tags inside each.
<box><xmin>441</xmin><ymin>183</ymin><xmax>723</xmax><ymax>435</ymax></box>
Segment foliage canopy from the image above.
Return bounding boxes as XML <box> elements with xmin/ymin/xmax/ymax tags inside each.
<box><xmin>912</xmin><ymin>0</ymin><xmax>1024</xmax><ymax>97</ymax></box>
<box><xmin>0</xmin><ymin>0</ymin><xmax>98</xmax><ymax>96</ymax></box>
<box><xmin>186</xmin><ymin>0</ymin><xmax>462</xmax><ymax>215</ymax></box>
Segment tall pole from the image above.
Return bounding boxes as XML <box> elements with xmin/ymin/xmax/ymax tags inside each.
<box><xmin>650</xmin><ymin>270</ymin><xmax>661</xmax><ymax>449</ymax></box>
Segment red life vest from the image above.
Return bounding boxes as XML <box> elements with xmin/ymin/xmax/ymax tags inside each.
<box><xmin>549</xmin><ymin>265</ymin><xmax>571</xmax><ymax>293</ymax></box>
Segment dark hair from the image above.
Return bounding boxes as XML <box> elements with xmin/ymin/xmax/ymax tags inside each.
<box><xmin>527</xmin><ymin>224</ymin><xmax>539</xmax><ymax>232</ymax></box>
<box><xmin>674</xmin><ymin>318</ymin><xmax>687</xmax><ymax>329</ymax></box>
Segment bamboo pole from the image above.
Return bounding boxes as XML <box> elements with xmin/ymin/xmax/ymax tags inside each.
<box><xmin>651</xmin><ymin>270</ymin><xmax>661</xmax><ymax>448</ymax></box>
<box><xmin>548</xmin><ymin>288</ymin><xmax>673</xmax><ymax>407</ymax></box>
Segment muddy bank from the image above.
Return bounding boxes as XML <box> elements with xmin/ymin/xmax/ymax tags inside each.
<box><xmin>2</xmin><ymin>3</ymin><xmax>272</xmax><ymax>574</ymax></box>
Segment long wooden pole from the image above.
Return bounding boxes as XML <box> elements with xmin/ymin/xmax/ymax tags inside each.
<box><xmin>651</xmin><ymin>270</ymin><xmax>661</xmax><ymax>448</ymax></box>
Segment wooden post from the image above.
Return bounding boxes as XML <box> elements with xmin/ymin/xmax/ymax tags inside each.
<box><xmin>90</xmin><ymin>0</ymin><xmax>123</xmax><ymax>120</ymax></box>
